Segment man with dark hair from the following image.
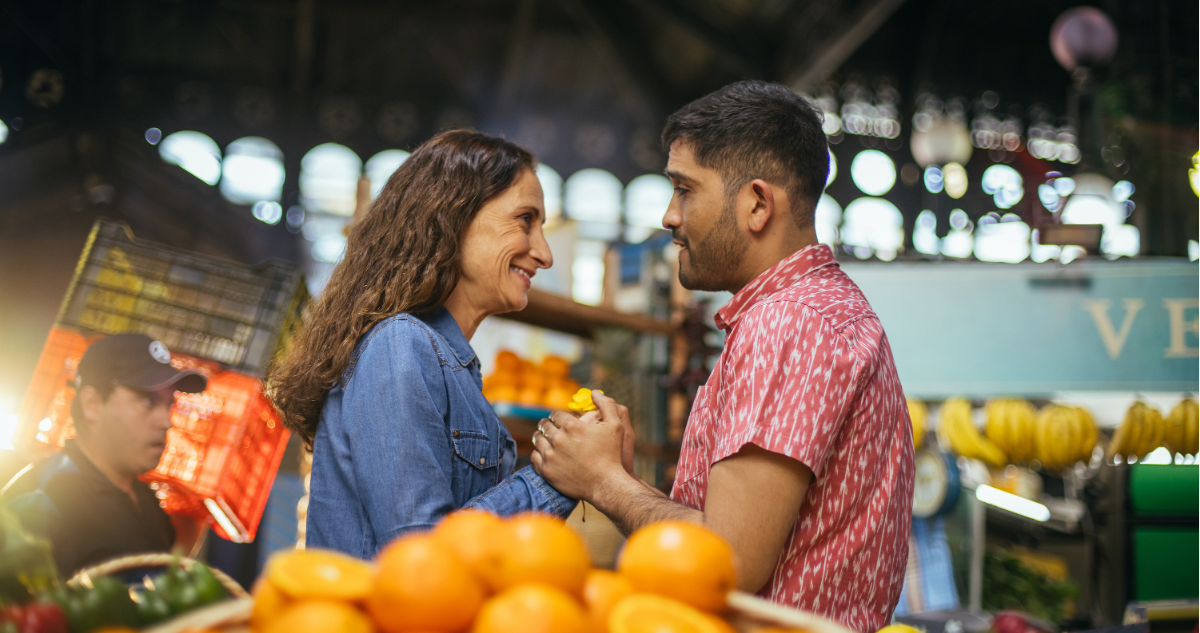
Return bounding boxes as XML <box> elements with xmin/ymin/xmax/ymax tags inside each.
<box><xmin>532</xmin><ymin>80</ymin><xmax>914</xmax><ymax>630</ymax></box>
<box><xmin>2</xmin><ymin>334</ymin><xmax>208</xmax><ymax>577</ymax></box>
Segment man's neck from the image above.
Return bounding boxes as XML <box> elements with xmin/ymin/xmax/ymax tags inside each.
<box><xmin>74</xmin><ymin>438</ymin><xmax>137</xmax><ymax>498</ymax></box>
<box><xmin>729</xmin><ymin>231</ymin><xmax>819</xmax><ymax>293</ymax></box>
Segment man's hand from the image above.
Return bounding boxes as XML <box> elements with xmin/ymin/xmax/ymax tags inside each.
<box><xmin>593</xmin><ymin>392</ymin><xmax>637</xmax><ymax>476</ymax></box>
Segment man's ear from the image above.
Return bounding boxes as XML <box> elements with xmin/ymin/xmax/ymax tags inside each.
<box><xmin>78</xmin><ymin>385</ymin><xmax>102</xmax><ymax>428</ymax></box>
<box><xmin>745</xmin><ymin>179</ymin><xmax>775</xmax><ymax>233</ymax></box>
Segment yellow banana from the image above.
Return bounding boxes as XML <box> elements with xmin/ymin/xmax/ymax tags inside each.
<box><xmin>1134</xmin><ymin>401</ymin><xmax>1164</xmax><ymax>459</ymax></box>
<box><xmin>1075</xmin><ymin>407</ymin><xmax>1098</xmax><ymax>464</ymax></box>
<box><xmin>986</xmin><ymin>398</ymin><xmax>1036</xmax><ymax>463</ymax></box>
<box><xmin>1181</xmin><ymin>397</ymin><xmax>1200</xmax><ymax>455</ymax></box>
<box><xmin>942</xmin><ymin>397</ymin><xmax>1007</xmax><ymax>467</ymax></box>
<box><xmin>907</xmin><ymin>397</ymin><xmax>927</xmax><ymax>449</ymax></box>
<box><xmin>1163</xmin><ymin>398</ymin><xmax>1188</xmax><ymax>454</ymax></box>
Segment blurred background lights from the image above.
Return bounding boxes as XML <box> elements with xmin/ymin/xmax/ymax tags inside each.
<box><xmin>840</xmin><ymin>197</ymin><xmax>903</xmax><ymax>259</ymax></box>
<box><xmin>923</xmin><ymin>165</ymin><xmax>944</xmax><ymax>193</ymax></box>
<box><xmin>221</xmin><ymin>137</ymin><xmax>285</xmax><ymax>204</ymax></box>
<box><xmin>565</xmin><ymin>168</ymin><xmax>622</xmax><ymax>241</ymax></box>
<box><xmin>1053</xmin><ymin>176</ymin><xmax>1076</xmax><ymax>197</ymax></box>
<box><xmin>624</xmin><ymin>174</ymin><xmax>672</xmax><ymax>243</ymax></box>
<box><xmin>1038</xmin><ymin>183</ymin><xmax>1062</xmax><ymax>211</ymax></box>
<box><xmin>826</xmin><ymin>148</ymin><xmax>837</xmax><ymax>186</ymax></box>
<box><xmin>144</xmin><ymin>128</ymin><xmax>162</xmax><ymax>145</ymax></box>
<box><xmin>1101</xmin><ymin>224</ymin><xmax>1140</xmax><ymax>258</ymax></box>
<box><xmin>0</xmin><ymin>120</ymin><xmax>8</xmax><ymax>144</ymax></box>
<box><xmin>312</xmin><ymin>235</ymin><xmax>347</xmax><ymax>263</ymax></box>
<box><xmin>815</xmin><ymin>194</ymin><xmax>842</xmax><ymax>246</ymax></box>
<box><xmin>941</xmin><ymin>209</ymin><xmax>973</xmax><ymax>257</ymax></box>
<box><xmin>159</xmin><ymin>131</ymin><xmax>222</xmax><ymax>185</ymax></box>
<box><xmin>285</xmin><ymin>206</ymin><xmax>305</xmax><ymax>233</ymax></box>
<box><xmin>300</xmin><ymin>143</ymin><xmax>362</xmax><ymax>215</ymax></box>
<box><xmin>850</xmin><ymin>150</ymin><xmax>896</xmax><ymax>196</ymax></box>
<box><xmin>252</xmin><ymin>201</ymin><xmax>283</xmax><ymax>225</ymax></box>
<box><xmin>1111</xmin><ymin>180</ymin><xmax>1134</xmax><ymax>202</ymax></box>
<box><xmin>365</xmin><ymin>150</ymin><xmax>409</xmax><ymax>199</ymax></box>
<box><xmin>536</xmin><ymin>164</ymin><xmax>564</xmax><ymax>224</ymax></box>
<box><xmin>1061</xmin><ymin>173</ymin><xmax>1124</xmax><ymax>227</ymax></box>
<box><xmin>572</xmin><ymin>240</ymin><xmax>606</xmax><ymax>306</ymax></box>
<box><xmin>974</xmin><ymin>214</ymin><xmax>1031</xmax><ymax>263</ymax></box>
<box><xmin>943</xmin><ymin>162</ymin><xmax>968</xmax><ymax>199</ymax></box>
<box><xmin>0</xmin><ymin>395</ymin><xmax>17</xmax><ymax>451</ymax></box>
<box><xmin>1191</xmin><ymin>152</ymin><xmax>1199</xmax><ymax>196</ymax></box>
<box><xmin>981</xmin><ymin>164</ymin><xmax>1024</xmax><ymax>209</ymax></box>
<box><xmin>1031</xmin><ymin>229</ymin><xmax>1062</xmax><ymax>263</ymax></box>
<box><xmin>913</xmin><ymin>210</ymin><xmax>939</xmax><ymax>255</ymax></box>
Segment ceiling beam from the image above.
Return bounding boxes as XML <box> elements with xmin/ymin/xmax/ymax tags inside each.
<box><xmin>619</xmin><ymin>0</ymin><xmax>768</xmax><ymax>76</ymax></box>
<box><xmin>786</xmin><ymin>0</ymin><xmax>908</xmax><ymax>92</ymax></box>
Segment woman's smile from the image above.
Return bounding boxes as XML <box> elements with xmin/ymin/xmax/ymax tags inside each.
<box><xmin>510</xmin><ymin>264</ymin><xmax>534</xmax><ymax>288</ymax></box>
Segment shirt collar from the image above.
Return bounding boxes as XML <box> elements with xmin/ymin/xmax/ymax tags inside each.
<box><xmin>714</xmin><ymin>244</ymin><xmax>839</xmax><ymax>331</ymax></box>
<box><xmin>423</xmin><ymin>306</ymin><xmax>478</xmax><ymax>367</ymax></box>
<box><xmin>61</xmin><ymin>440</ymin><xmax>126</xmax><ymax>495</ymax></box>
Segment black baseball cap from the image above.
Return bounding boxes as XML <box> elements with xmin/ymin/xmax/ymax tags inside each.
<box><xmin>76</xmin><ymin>333</ymin><xmax>208</xmax><ymax>394</ymax></box>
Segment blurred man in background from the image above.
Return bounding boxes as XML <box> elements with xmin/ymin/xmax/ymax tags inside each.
<box><xmin>1</xmin><ymin>334</ymin><xmax>207</xmax><ymax>577</ymax></box>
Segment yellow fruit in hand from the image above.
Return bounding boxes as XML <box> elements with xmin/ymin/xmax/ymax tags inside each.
<box><xmin>617</xmin><ymin>521</ymin><xmax>736</xmax><ymax>613</ymax></box>
<box><xmin>568</xmin><ymin>388</ymin><xmax>603</xmax><ymax>413</ymax></box>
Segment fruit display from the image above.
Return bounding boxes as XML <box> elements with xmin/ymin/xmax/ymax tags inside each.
<box><xmin>253</xmin><ymin>512</ymin><xmax>820</xmax><ymax>633</ymax></box>
<box><xmin>1163</xmin><ymin>397</ymin><xmax>1199</xmax><ymax>456</ymax></box>
<box><xmin>906</xmin><ymin>398</ymin><xmax>926</xmax><ymax>449</ymax></box>
<box><xmin>1033</xmin><ymin>405</ymin><xmax>1097</xmax><ymax>471</ymax></box>
<box><xmin>1107</xmin><ymin>400</ymin><xmax>1166</xmax><ymax>462</ymax></box>
<box><xmin>482</xmin><ymin>351</ymin><xmax>580</xmax><ymax>410</ymax></box>
<box><xmin>936</xmin><ymin>398</ymin><xmax>1007</xmax><ymax>467</ymax></box>
<box><xmin>985</xmin><ymin>399</ymin><xmax>1037</xmax><ymax>463</ymax></box>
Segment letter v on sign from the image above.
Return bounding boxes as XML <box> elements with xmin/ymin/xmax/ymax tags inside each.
<box><xmin>1083</xmin><ymin>299</ymin><xmax>1145</xmax><ymax>360</ymax></box>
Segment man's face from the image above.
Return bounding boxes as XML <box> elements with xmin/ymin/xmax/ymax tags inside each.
<box><xmin>85</xmin><ymin>384</ymin><xmax>177</xmax><ymax>475</ymax></box>
<box><xmin>662</xmin><ymin>140</ymin><xmax>748</xmax><ymax>292</ymax></box>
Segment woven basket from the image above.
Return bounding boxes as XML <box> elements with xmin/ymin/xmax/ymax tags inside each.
<box><xmin>726</xmin><ymin>591</ymin><xmax>858</xmax><ymax>633</ymax></box>
<box><xmin>67</xmin><ymin>553</ymin><xmax>250</xmax><ymax>600</ymax></box>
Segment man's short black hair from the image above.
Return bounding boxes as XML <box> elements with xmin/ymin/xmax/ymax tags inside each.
<box><xmin>661</xmin><ymin>80</ymin><xmax>829</xmax><ymax>228</ymax></box>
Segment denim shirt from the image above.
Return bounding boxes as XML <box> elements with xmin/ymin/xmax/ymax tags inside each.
<box><xmin>306</xmin><ymin>307</ymin><xmax>576</xmax><ymax>559</ymax></box>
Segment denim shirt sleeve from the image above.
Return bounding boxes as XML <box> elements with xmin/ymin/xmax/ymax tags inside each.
<box><xmin>342</xmin><ymin>317</ymin><xmax>575</xmax><ymax>551</ymax></box>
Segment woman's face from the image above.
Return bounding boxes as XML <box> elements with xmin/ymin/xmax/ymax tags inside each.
<box><xmin>453</xmin><ymin>168</ymin><xmax>552</xmax><ymax>317</ymax></box>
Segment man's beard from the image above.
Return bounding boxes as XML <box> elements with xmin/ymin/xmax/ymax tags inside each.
<box><xmin>675</xmin><ymin>196</ymin><xmax>748</xmax><ymax>291</ymax></box>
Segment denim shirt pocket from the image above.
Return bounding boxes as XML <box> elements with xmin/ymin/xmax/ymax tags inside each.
<box><xmin>451</xmin><ymin>429</ymin><xmax>499</xmax><ymax>473</ymax></box>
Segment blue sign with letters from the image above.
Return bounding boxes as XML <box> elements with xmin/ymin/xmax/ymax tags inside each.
<box><xmin>841</xmin><ymin>259</ymin><xmax>1199</xmax><ymax>397</ymax></box>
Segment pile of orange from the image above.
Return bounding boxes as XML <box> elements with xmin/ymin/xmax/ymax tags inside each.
<box><xmin>481</xmin><ymin>351</ymin><xmax>580</xmax><ymax>410</ymax></box>
<box><xmin>253</xmin><ymin>513</ymin><xmax>810</xmax><ymax>633</ymax></box>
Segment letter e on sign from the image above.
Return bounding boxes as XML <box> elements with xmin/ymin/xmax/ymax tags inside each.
<box><xmin>1163</xmin><ymin>298</ymin><xmax>1199</xmax><ymax>358</ymax></box>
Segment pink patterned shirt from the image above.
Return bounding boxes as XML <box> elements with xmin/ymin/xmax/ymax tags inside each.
<box><xmin>670</xmin><ymin>244</ymin><xmax>914</xmax><ymax>632</ymax></box>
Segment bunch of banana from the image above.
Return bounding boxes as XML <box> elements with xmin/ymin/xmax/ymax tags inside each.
<box><xmin>1035</xmin><ymin>404</ymin><xmax>1098</xmax><ymax>470</ymax></box>
<box><xmin>1163</xmin><ymin>397</ymin><xmax>1199</xmax><ymax>456</ymax></box>
<box><xmin>907</xmin><ymin>397</ymin><xmax>927</xmax><ymax>449</ymax></box>
<box><xmin>1108</xmin><ymin>401</ymin><xmax>1165</xmax><ymax>461</ymax></box>
<box><xmin>936</xmin><ymin>397</ymin><xmax>1007</xmax><ymax>466</ymax></box>
<box><xmin>985</xmin><ymin>398</ymin><xmax>1037</xmax><ymax>463</ymax></box>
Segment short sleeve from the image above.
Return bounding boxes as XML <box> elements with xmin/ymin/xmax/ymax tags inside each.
<box><xmin>712</xmin><ymin>301</ymin><xmax>861</xmax><ymax>479</ymax></box>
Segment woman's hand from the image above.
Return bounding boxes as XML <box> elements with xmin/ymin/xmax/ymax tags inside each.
<box><xmin>531</xmin><ymin>395</ymin><xmax>632</xmax><ymax>501</ymax></box>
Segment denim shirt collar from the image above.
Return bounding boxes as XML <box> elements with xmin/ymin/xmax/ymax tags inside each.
<box><xmin>422</xmin><ymin>306</ymin><xmax>477</xmax><ymax>368</ymax></box>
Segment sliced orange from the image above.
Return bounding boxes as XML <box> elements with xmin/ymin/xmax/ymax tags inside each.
<box><xmin>262</xmin><ymin>600</ymin><xmax>374</xmax><ymax>633</ymax></box>
<box><xmin>582</xmin><ymin>570</ymin><xmax>634</xmax><ymax>633</ymax></box>
<box><xmin>432</xmin><ymin>509</ymin><xmax>504</xmax><ymax>580</ymax></box>
<box><xmin>479</xmin><ymin>513</ymin><xmax>591</xmax><ymax>597</ymax></box>
<box><xmin>472</xmin><ymin>584</ymin><xmax>588</xmax><ymax>633</ymax></box>
<box><xmin>266</xmin><ymin>548</ymin><xmax>375</xmax><ymax>602</ymax></box>
<box><xmin>369</xmin><ymin>533</ymin><xmax>485</xmax><ymax>633</ymax></box>
<box><xmin>618</xmin><ymin>521</ymin><xmax>736</xmax><ymax>612</ymax></box>
<box><xmin>250</xmin><ymin>576</ymin><xmax>292</xmax><ymax>629</ymax></box>
<box><xmin>608</xmin><ymin>594</ymin><xmax>734</xmax><ymax>633</ymax></box>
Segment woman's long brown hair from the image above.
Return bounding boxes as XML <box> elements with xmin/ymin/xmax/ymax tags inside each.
<box><xmin>268</xmin><ymin>130</ymin><xmax>535</xmax><ymax>446</ymax></box>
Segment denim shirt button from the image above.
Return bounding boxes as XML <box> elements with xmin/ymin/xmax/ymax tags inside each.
<box><xmin>453</xmin><ymin>430</ymin><xmax>460</xmax><ymax>437</ymax></box>
<box><xmin>479</xmin><ymin>457</ymin><xmax>486</xmax><ymax>465</ymax></box>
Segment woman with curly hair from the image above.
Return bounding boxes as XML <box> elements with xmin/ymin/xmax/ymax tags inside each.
<box><xmin>269</xmin><ymin>130</ymin><xmax>630</xmax><ymax>558</ymax></box>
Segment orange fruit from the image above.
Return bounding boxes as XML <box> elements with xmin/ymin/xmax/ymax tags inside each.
<box><xmin>517</xmin><ymin>386</ymin><xmax>544</xmax><ymax>405</ymax></box>
<box><xmin>543</xmin><ymin>387</ymin><xmax>574</xmax><ymax>410</ymax></box>
<box><xmin>495</xmin><ymin>351</ymin><xmax>521</xmax><ymax>372</ymax></box>
<box><xmin>482</xmin><ymin>373</ymin><xmax>516</xmax><ymax>390</ymax></box>
<box><xmin>479</xmin><ymin>513</ymin><xmax>591</xmax><ymax>597</ymax></box>
<box><xmin>432</xmin><ymin>509</ymin><xmax>504</xmax><ymax>579</ymax></box>
<box><xmin>369</xmin><ymin>533</ymin><xmax>484</xmax><ymax>632</ymax></box>
<box><xmin>251</xmin><ymin>576</ymin><xmax>292</xmax><ymax>629</ymax></box>
<box><xmin>618</xmin><ymin>521</ymin><xmax>736</xmax><ymax>612</ymax></box>
<box><xmin>608</xmin><ymin>594</ymin><xmax>735</xmax><ymax>633</ymax></box>
<box><xmin>472</xmin><ymin>584</ymin><xmax>588</xmax><ymax>633</ymax></box>
<box><xmin>541</xmin><ymin>356</ymin><xmax>571</xmax><ymax>378</ymax></box>
<box><xmin>263</xmin><ymin>600</ymin><xmax>374</xmax><ymax>633</ymax></box>
<box><xmin>519</xmin><ymin>371</ymin><xmax>546</xmax><ymax>391</ymax></box>
<box><xmin>582</xmin><ymin>570</ymin><xmax>634</xmax><ymax>633</ymax></box>
<box><xmin>266</xmin><ymin>548</ymin><xmax>375</xmax><ymax>602</ymax></box>
<box><xmin>484</xmin><ymin>385</ymin><xmax>519</xmax><ymax>403</ymax></box>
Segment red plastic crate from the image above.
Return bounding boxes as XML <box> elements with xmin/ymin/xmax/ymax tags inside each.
<box><xmin>16</xmin><ymin>328</ymin><xmax>288</xmax><ymax>543</ymax></box>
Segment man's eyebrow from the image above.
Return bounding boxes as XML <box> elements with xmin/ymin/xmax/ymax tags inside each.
<box><xmin>665</xmin><ymin>169</ymin><xmax>692</xmax><ymax>183</ymax></box>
